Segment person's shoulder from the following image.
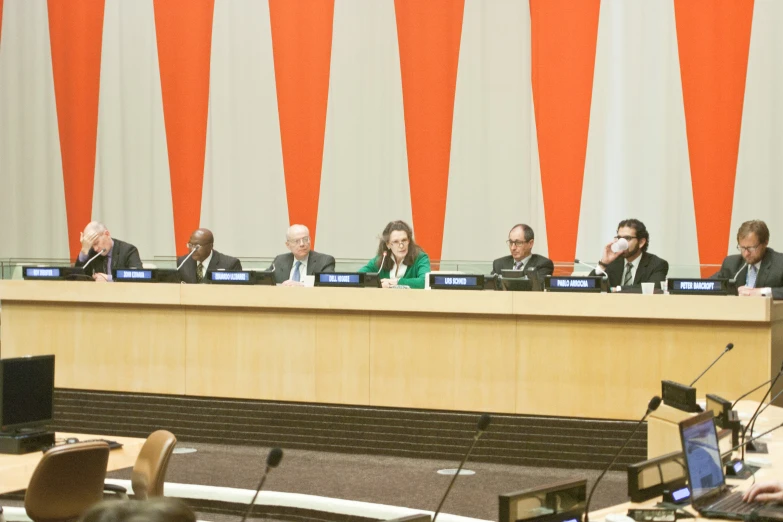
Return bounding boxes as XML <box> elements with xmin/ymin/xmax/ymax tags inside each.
<box><xmin>310</xmin><ymin>250</ymin><xmax>335</xmax><ymax>261</ymax></box>
<box><xmin>643</xmin><ymin>251</ymin><xmax>668</xmax><ymax>265</ymax></box>
<box><xmin>531</xmin><ymin>253</ymin><xmax>553</xmax><ymax>264</ymax></box>
<box><xmin>493</xmin><ymin>254</ymin><xmax>513</xmax><ymax>264</ymax></box>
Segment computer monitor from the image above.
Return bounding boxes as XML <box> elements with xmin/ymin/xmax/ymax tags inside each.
<box><xmin>0</xmin><ymin>355</ymin><xmax>55</xmax><ymax>433</ymax></box>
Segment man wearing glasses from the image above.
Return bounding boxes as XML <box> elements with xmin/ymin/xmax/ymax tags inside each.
<box><xmin>712</xmin><ymin>220</ymin><xmax>783</xmax><ymax>298</ymax></box>
<box><xmin>270</xmin><ymin>224</ymin><xmax>336</xmax><ymax>286</ymax></box>
<box><xmin>491</xmin><ymin>224</ymin><xmax>554</xmax><ymax>278</ymax></box>
<box><xmin>177</xmin><ymin>228</ymin><xmax>242</xmax><ymax>284</ymax></box>
<box><xmin>591</xmin><ymin>218</ymin><xmax>668</xmax><ymax>288</ymax></box>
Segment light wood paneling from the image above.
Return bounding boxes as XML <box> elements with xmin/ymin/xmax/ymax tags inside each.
<box><xmin>369</xmin><ymin>314</ymin><xmax>517</xmax><ymax>413</ymax></box>
<box><xmin>516</xmin><ymin>317</ymin><xmax>770</xmax><ymax>418</ymax></box>
<box><xmin>1</xmin><ymin>302</ymin><xmax>186</xmax><ymax>394</ymax></box>
<box><xmin>513</xmin><ymin>292</ymin><xmax>774</xmax><ymax>322</ymax></box>
<box><xmin>0</xmin><ymin>280</ymin><xmax>180</xmax><ymax>305</ymax></box>
<box><xmin>180</xmin><ymin>284</ymin><xmax>514</xmax><ymax>315</ymax></box>
<box><xmin>314</xmin><ymin>312</ymin><xmax>370</xmax><ymax>404</ymax></box>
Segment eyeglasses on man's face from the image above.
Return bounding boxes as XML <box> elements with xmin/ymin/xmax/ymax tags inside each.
<box><xmin>186</xmin><ymin>242</ymin><xmax>212</xmax><ymax>250</ymax></box>
<box><xmin>506</xmin><ymin>239</ymin><xmax>530</xmax><ymax>248</ymax></box>
<box><xmin>288</xmin><ymin>236</ymin><xmax>311</xmax><ymax>246</ymax></box>
<box><xmin>737</xmin><ymin>244</ymin><xmax>761</xmax><ymax>253</ymax></box>
<box><xmin>614</xmin><ymin>235</ymin><xmax>637</xmax><ymax>242</ymax></box>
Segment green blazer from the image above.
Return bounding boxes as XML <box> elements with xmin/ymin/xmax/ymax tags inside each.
<box><xmin>357</xmin><ymin>252</ymin><xmax>431</xmax><ymax>289</ymax></box>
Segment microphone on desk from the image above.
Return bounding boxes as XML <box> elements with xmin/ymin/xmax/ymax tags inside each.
<box><xmin>240</xmin><ymin>447</ymin><xmax>283</xmax><ymax>522</ymax></box>
<box><xmin>741</xmin><ymin>367</ymin><xmax>783</xmax><ymax>460</ymax></box>
<box><xmin>727</xmin><ymin>419</ymin><xmax>783</xmax><ymax>456</ymax></box>
<box><xmin>82</xmin><ymin>249</ymin><xmax>107</xmax><ymax>271</ymax></box>
<box><xmin>583</xmin><ymin>396</ymin><xmax>661</xmax><ymax>522</ymax></box>
<box><xmin>689</xmin><ymin>343</ymin><xmax>734</xmax><ymax>387</ymax></box>
<box><xmin>432</xmin><ymin>414</ymin><xmax>491</xmax><ymax>522</ymax></box>
<box><xmin>376</xmin><ymin>250</ymin><xmax>388</xmax><ymax>273</ymax></box>
<box><xmin>574</xmin><ymin>259</ymin><xmax>608</xmax><ymax>277</ymax></box>
<box><xmin>176</xmin><ymin>245</ymin><xmax>200</xmax><ymax>271</ymax></box>
<box><xmin>732</xmin><ymin>361</ymin><xmax>783</xmax><ymax>409</ymax></box>
<box><xmin>730</xmin><ymin>262</ymin><xmax>749</xmax><ymax>285</ymax></box>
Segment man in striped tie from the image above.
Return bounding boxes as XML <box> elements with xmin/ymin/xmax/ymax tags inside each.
<box><xmin>591</xmin><ymin>219</ymin><xmax>669</xmax><ymax>289</ymax></box>
<box><xmin>712</xmin><ymin>220</ymin><xmax>783</xmax><ymax>299</ymax></box>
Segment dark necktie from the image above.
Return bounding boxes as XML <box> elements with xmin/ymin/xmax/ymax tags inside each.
<box><xmin>623</xmin><ymin>263</ymin><xmax>633</xmax><ymax>286</ymax></box>
<box><xmin>197</xmin><ymin>262</ymin><xmax>204</xmax><ymax>283</ymax></box>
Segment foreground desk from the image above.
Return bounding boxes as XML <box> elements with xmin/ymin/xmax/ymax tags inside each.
<box><xmin>1</xmin><ymin>281</ymin><xmax>782</xmax><ymax>420</ymax></box>
<box><xmin>0</xmin><ymin>432</ymin><xmax>145</xmax><ymax>494</ymax></box>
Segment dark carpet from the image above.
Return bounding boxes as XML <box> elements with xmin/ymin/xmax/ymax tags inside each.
<box><xmin>103</xmin><ymin>441</ymin><xmax>629</xmax><ymax>521</ymax></box>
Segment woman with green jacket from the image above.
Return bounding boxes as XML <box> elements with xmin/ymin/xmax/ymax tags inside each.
<box><xmin>357</xmin><ymin>220</ymin><xmax>431</xmax><ymax>289</ymax></box>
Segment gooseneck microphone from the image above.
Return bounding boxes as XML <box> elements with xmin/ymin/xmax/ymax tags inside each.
<box><xmin>82</xmin><ymin>249</ymin><xmax>107</xmax><ymax>270</ymax></box>
<box><xmin>732</xmin><ymin>361</ymin><xmax>783</xmax><ymax>408</ymax></box>
<box><xmin>432</xmin><ymin>414</ymin><xmax>491</xmax><ymax>522</ymax></box>
<box><xmin>574</xmin><ymin>259</ymin><xmax>607</xmax><ymax>277</ymax></box>
<box><xmin>376</xmin><ymin>250</ymin><xmax>388</xmax><ymax>273</ymax></box>
<box><xmin>727</xmin><ymin>420</ymin><xmax>783</xmax><ymax>455</ymax></box>
<box><xmin>741</xmin><ymin>368</ymin><xmax>783</xmax><ymax>460</ymax></box>
<box><xmin>689</xmin><ymin>343</ymin><xmax>734</xmax><ymax>387</ymax></box>
<box><xmin>240</xmin><ymin>447</ymin><xmax>283</xmax><ymax>522</ymax></box>
<box><xmin>176</xmin><ymin>245</ymin><xmax>200</xmax><ymax>271</ymax></box>
<box><xmin>731</xmin><ymin>262</ymin><xmax>749</xmax><ymax>284</ymax></box>
<box><xmin>583</xmin><ymin>396</ymin><xmax>661</xmax><ymax>522</ymax></box>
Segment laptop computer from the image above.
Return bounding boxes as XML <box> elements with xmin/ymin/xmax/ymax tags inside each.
<box><xmin>679</xmin><ymin>411</ymin><xmax>777</xmax><ymax>519</ymax></box>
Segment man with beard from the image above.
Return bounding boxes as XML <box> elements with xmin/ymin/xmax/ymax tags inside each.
<box><xmin>590</xmin><ymin>218</ymin><xmax>669</xmax><ymax>288</ymax></box>
<box><xmin>711</xmin><ymin>220</ymin><xmax>783</xmax><ymax>298</ymax></box>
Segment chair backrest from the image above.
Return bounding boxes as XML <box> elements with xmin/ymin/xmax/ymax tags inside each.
<box><xmin>25</xmin><ymin>441</ymin><xmax>110</xmax><ymax>522</ymax></box>
<box><xmin>131</xmin><ymin>430</ymin><xmax>177</xmax><ymax>499</ymax></box>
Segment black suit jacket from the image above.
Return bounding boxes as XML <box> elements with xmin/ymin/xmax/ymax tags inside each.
<box><xmin>270</xmin><ymin>250</ymin><xmax>336</xmax><ymax>284</ymax></box>
<box><xmin>176</xmin><ymin>250</ymin><xmax>243</xmax><ymax>284</ymax></box>
<box><xmin>491</xmin><ymin>253</ymin><xmax>554</xmax><ymax>280</ymax></box>
<box><xmin>590</xmin><ymin>251</ymin><xmax>669</xmax><ymax>288</ymax></box>
<box><xmin>711</xmin><ymin>248</ymin><xmax>783</xmax><ymax>299</ymax></box>
<box><xmin>75</xmin><ymin>238</ymin><xmax>141</xmax><ymax>277</ymax></box>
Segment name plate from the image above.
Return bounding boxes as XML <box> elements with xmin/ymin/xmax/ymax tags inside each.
<box><xmin>314</xmin><ymin>272</ymin><xmax>365</xmax><ymax>287</ymax></box>
<box><xmin>668</xmin><ymin>278</ymin><xmax>731</xmax><ymax>296</ymax></box>
<box><xmin>429</xmin><ymin>274</ymin><xmax>484</xmax><ymax>290</ymax></box>
<box><xmin>113</xmin><ymin>269</ymin><xmax>154</xmax><ymax>282</ymax></box>
<box><xmin>545</xmin><ymin>275</ymin><xmax>605</xmax><ymax>293</ymax></box>
<box><xmin>23</xmin><ymin>267</ymin><xmax>62</xmax><ymax>279</ymax></box>
<box><xmin>209</xmin><ymin>270</ymin><xmax>250</xmax><ymax>283</ymax></box>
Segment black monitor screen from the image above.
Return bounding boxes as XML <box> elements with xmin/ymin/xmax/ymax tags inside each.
<box><xmin>0</xmin><ymin>355</ymin><xmax>55</xmax><ymax>431</ymax></box>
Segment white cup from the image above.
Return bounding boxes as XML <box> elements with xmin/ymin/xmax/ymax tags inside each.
<box><xmin>303</xmin><ymin>275</ymin><xmax>315</xmax><ymax>288</ymax></box>
<box><xmin>661</xmin><ymin>280</ymin><xmax>668</xmax><ymax>294</ymax></box>
<box><xmin>641</xmin><ymin>282</ymin><xmax>655</xmax><ymax>295</ymax></box>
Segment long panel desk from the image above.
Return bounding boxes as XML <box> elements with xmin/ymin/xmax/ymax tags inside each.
<box><xmin>0</xmin><ymin>432</ymin><xmax>145</xmax><ymax>494</ymax></box>
<box><xmin>1</xmin><ymin>281</ymin><xmax>782</xmax><ymax>420</ymax></box>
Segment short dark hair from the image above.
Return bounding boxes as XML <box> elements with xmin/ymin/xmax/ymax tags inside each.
<box><xmin>617</xmin><ymin>218</ymin><xmax>650</xmax><ymax>252</ymax></box>
<box><xmin>80</xmin><ymin>498</ymin><xmax>195</xmax><ymax>522</ymax></box>
<box><xmin>509</xmin><ymin>224</ymin><xmax>534</xmax><ymax>242</ymax></box>
<box><xmin>737</xmin><ymin>220</ymin><xmax>770</xmax><ymax>245</ymax></box>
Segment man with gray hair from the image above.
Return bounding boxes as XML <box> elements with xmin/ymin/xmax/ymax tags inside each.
<box><xmin>270</xmin><ymin>224</ymin><xmax>335</xmax><ymax>286</ymax></box>
<box><xmin>74</xmin><ymin>221</ymin><xmax>141</xmax><ymax>281</ymax></box>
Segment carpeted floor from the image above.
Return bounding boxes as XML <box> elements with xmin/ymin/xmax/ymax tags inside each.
<box><xmin>102</xmin><ymin>441</ymin><xmax>630</xmax><ymax>521</ymax></box>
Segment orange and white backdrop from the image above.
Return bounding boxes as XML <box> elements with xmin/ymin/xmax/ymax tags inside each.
<box><xmin>0</xmin><ymin>0</ymin><xmax>780</xmax><ymax>274</ymax></box>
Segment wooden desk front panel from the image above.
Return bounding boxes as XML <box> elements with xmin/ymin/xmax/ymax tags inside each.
<box><xmin>1</xmin><ymin>302</ymin><xmax>187</xmax><ymax>395</ymax></box>
<box><xmin>184</xmin><ymin>308</ymin><xmax>370</xmax><ymax>405</ymax></box>
<box><xmin>517</xmin><ymin>317</ymin><xmax>771</xmax><ymax>418</ymax></box>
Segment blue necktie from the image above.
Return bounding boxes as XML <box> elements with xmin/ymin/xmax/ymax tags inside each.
<box><xmin>293</xmin><ymin>260</ymin><xmax>301</xmax><ymax>282</ymax></box>
<box><xmin>747</xmin><ymin>265</ymin><xmax>757</xmax><ymax>288</ymax></box>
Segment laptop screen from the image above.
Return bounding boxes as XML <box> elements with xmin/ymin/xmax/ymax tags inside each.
<box><xmin>681</xmin><ymin>413</ymin><xmax>725</xmax><ymax>503</ymax></box>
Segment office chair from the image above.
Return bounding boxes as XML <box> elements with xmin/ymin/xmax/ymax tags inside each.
<box><xmin>105</xmin><ymin>430</ymin><xmax>177</xmax><ymax>500</ymax></box>
<box><xmin>25</xmin><ymin>441</ymin><xmax>110</xmax><ymax>522</ymax></box>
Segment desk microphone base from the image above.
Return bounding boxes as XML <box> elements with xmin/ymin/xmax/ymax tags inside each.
<box><xmin>0</xmin><ymin>431</ymin><xmax>55</xmax><ymax>454</ymax></box>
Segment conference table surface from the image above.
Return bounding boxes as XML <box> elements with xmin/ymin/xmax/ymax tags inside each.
<box><xmin>1</xmin><ymin>281</ymin><xmax>782</xmax><ymax>420</ymax></box>
<box><xmin>0</xmin><ymin>432</ymin><xmax>145</xmax><ymax>494</ymax></box>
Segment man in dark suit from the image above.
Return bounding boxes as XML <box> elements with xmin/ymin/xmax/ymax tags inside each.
<box><xmin>590</xmin><ymin>218</ymin><xmax>669</xmax><ymax>288</ymax></box>
<box><xmin>270</xmin><ymin>224</ymin><xmax>335</xmax><ymax>285</ymax></box>
<box><xmin>712</xmin><ymin>220</ymin><xmax>783</xmax><ymax>299</ymax></box>
<box><xmin>177</xmin><ymin>228</ymin><xmax>242</xmax><ymax>284</ymax></box>
<box><xmin>491</xmin><ymin>224</ymin><xmax>554</xmax><ymax>280</ymax></box>
<box><xmin>75</xmin><ymin>221</ymin><xmax>142</xmax><ymax>282</ymax></box>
